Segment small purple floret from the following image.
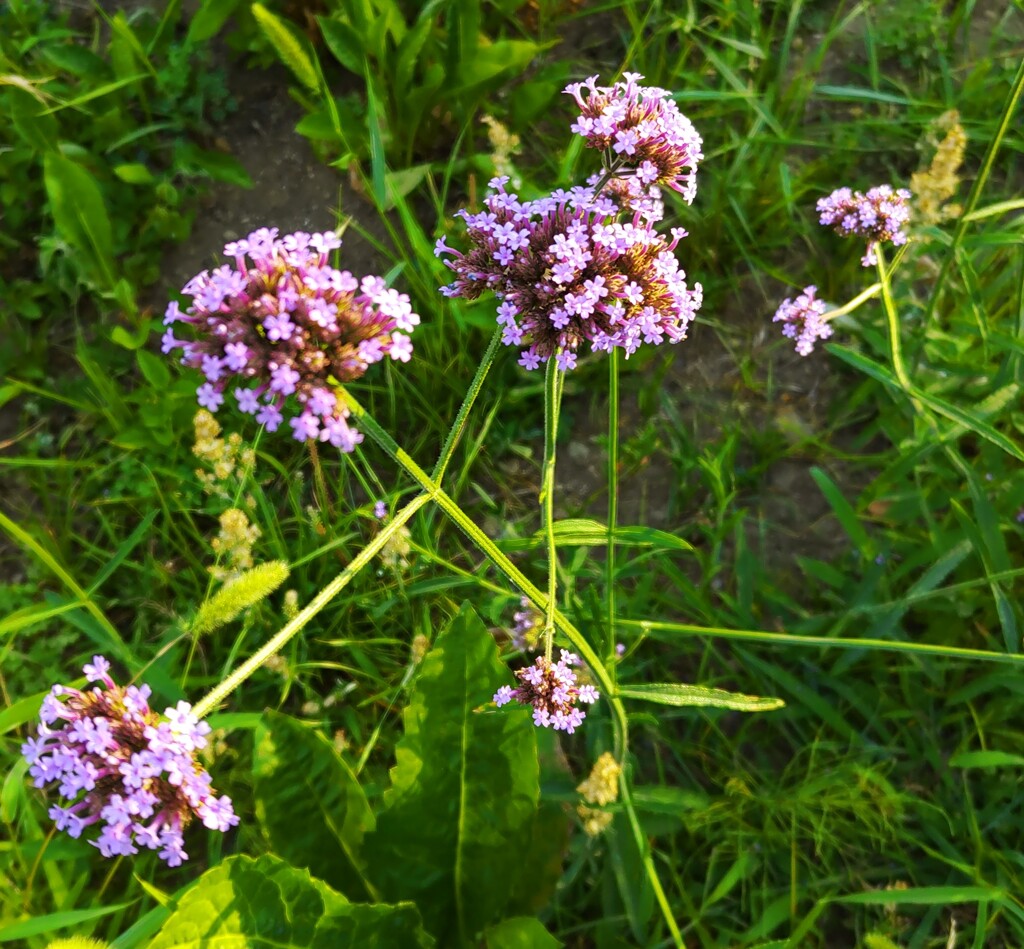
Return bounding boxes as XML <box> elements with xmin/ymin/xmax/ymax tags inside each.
<box><xmin>22</xmin><ymin>656</ymin><xmax>237</xmax><ymax>866</ymax></box>
<box><xmin>493</xmin><ymin>654</ymin><xmax>600</xmax><ymax>734</ymax></box>
<box><xmin>773</xmin><ymin>285</ymin><xmax>833</xmax><ymax>356</ymax></box>
<box><xmin>166</xmin><ymin>228</ymin><xmax>420</xmax><ymax>450</ymax></box>
<box><xmin>817</xmin><ymin>185</ymin><xmax>911</xmax><ymax>266</ymax></box>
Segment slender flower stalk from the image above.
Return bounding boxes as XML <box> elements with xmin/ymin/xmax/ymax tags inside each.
<box><xmin>541</xmin><ymin>358</ymin><xmax>564</xmax><ymax>660</ymax></box>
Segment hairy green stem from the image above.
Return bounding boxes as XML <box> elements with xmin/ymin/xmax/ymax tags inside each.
<box><xmin>541</xmin><ymin>359</ymin><xmax>564</xmax><ymax>661</ymax></box>
<box><xmin>876</xmin><ymin>250</ymin><xmax>912</xmax><ymax>391</ymax></box>
<box><xmin>432</xmin><ymin>326</ymin><xmax>503</xmax><ymax>482</ymax></box>
<box><xmin>193</xmin><ymin>494</ymin><xmax>430</xmax><ymax>718</ymax></box>
<box><xmin>606</xmin><ymin>349</ymin><xmax>619</xmax><ymax>673</ymax></box>
<box><xmin>823</xmin><ymin>281</ymin><xmax>881</xmax><ymax>321</ymax></box>
<box><xmin>338</xmin><ymin>387</ymin><xmax>686</xmax><ymax>948</ymax></box>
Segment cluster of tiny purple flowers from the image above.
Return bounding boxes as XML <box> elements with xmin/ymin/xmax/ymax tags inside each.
<box><xmin>773</xmin><ymin>285</ymin><xmax>833</xmax><ymax>356</ymax></box>
<box><xmin>494</xmin><ymin>650</ymin><xmax>599</xmax><ymax>734</ymax></box>
<box><xmin>510</xmin><ymin>596</ymin><xmax>542</xmax><ymax>651</ymax></box>
<box><xmin>817</xmin><ymin>185</ymin><xmax>912</xmax><ymax>266</ymax></box>
<box><xmin>437</xmin><ymin>74</ymin><xmax>703</xmax><ymax>371</ymax></box>
<box><xmin>21</xmin><ymin>656</ymin><xmax>236</xmax><ymax>866</ymax></box>
<box><xmin>564</xmin><ymin>71</ymin><xmax>704</xmax><ymax>203</ymax></box>
<box><xmin>163</xmin><ymin>227</ymin><xmax>419</xmax><ymax>450</ymax></box>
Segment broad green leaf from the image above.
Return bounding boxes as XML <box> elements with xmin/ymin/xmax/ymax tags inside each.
<box><xmin>251</xmin><ymin>3</ymin><xmax>319</xmax><ymax>91</ymax></box>
<box><xmin>43</xmin><ymin>153</ymin><xmax>117</xmax><ymax>289</ymax></box>
<box><xmin>452</xmin><ymin>40</ymin><xmax>544</xmax><ymax>93</ymax></box>
<box><xmin>253</xmin><ymin>711</ymin><xmax>375</xmax><ymax>900</ymax></box>
<box><xmin>485</xmin><ymin>917</ymin><xmax>562</xmax><ymax>948</ymax></box>
<box><xmin>148</xmin><ymin>854</ymin><xmax>432</xmax><ymax>948</ymax></box>
<box><xmin>366</xmin><ymin>603</ymin><xmax>540</xmax><ymax>943</ymax></box>
<box><xmin>187</xmin><ymin>0</ymin><xmax>245</xmax><ymax>43</ymax></box>
<box><xmin>949</xmin><ymin>750</ymin><xmax>1024</xmax><ymax>769</ymax></box>
<box><xmin>617</xmin><ymin>682</ymin><xmax>784</xmax><ymax>712</ymax></box>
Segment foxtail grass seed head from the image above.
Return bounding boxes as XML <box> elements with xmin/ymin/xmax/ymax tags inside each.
<box><xmin>493</xmin><ymin>650</ymin><xmax>599</xmax><ymax>733</ymax></box>
<box><xmin>191</xmin><ymin>560</ymin><xmax>290</xmax><ymax>634</ymax></box>
<box><xmin>438</xmin><ymin>178</ymin><xmax>702</xmax><ymax>370</ymax></box>
<box><xmin>816</xmin><ymin>185</ymin><xmax>912</xmax><ymax>266</ymax></box>
<box><xmin>564</xmin><ymin>72</ymin><xmax>704</xmax><ymax>203</ymax></box>
<box><xmin>165</xmin><ymin>228</ymin><xmax>419</xmax><ymax>450</ymax></box>
<box><xmin>46</xmin><ymin>939</ymin><xmax>112</xmax><ymax>949</ymax></box>
<box><xmin>772</xmin><ymin>285</ymin><xmax>833</xmax><ymax>356</ymax></box>
<box><xmin>23</xmin><ymin>657</ymin><xmax>237</xmax><ymax>866</ymax></box>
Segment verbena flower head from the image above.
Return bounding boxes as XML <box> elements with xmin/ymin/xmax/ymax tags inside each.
<box><xmin>564</xmin><ymin>72</ymin><xmax>704</xmax><ymax>203</ymax></box>
<box><xmin>437</xmin><ymin>179</ymin><xmax>702</xmax><ymax>370</ymax></box>
<box><xmin>493</xmin><ymin>649</ymin><xmax>599</xmax><ymax>733</ymax></box>
<box><xmin>816</xmin><ymin>185</ymin><xmax>912</xmax><ymax>266</ymax></box>
<box><xmin>773</xmin><ymin>285</ymin><xmax>833</xmax><ymax>356</ymax></box>
<box><xmin>22</xmin><ymin>656</ymin><xmax>237</xmax><ymax>866</ymax></box>
<box><xmin>510</xmin><ymin>596</ymin><xmax>543</xmax><ymax>652</ymax></box>
<box><xmin>164</xmin><ymin>227</ymin><xmax>419</xmax><ymax>450</ymax></box>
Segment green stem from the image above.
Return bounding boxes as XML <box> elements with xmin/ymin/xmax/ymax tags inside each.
<box><xmin>823</xmin><ymin>281</ymin><xmax>881</xmax><ymax>321</ymax></box>
<box><xmin>541</xmin><ymin>359</ymin><xmax>564</xmax><ymax>661</ymax></box>
<box><xmin>432</xmin><ymin>326</ymin><xmax>503</xmax><ymax>482</ymax></box>
<box><xmin>875</xmin><ymin>249</ymin><xmax>911</xmax><ymax>391</ymax></box>
<box><xmin>338</xmin><ymin>386</ymin><xmax>686</xmax><ymax>949</ymax></box>
<box><xmin>607</xmin><ymin>349</ymin><xmax>619</xmax><ymax>672</ymax></box>
<box><xmin>192</xmin><ymin>493</ymin><xmax>430</xmax><ymax>719</ymax></box>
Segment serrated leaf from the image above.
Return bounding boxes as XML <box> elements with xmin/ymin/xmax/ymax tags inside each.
<box><xmin>366</xmin><ymin>603</ymin><xmax>540</xmax><ymax>943</ymax></box>
<box><xmin>253</xmin><ymin>711</ymin><xmax>375</xmax><ymax>900</ymax></box>
<box><xmin>617</xmin><ymin>682</ymin><xmax>784</xmax><ymax>712</ymax></box>
<box><xmin>148</xmin><ymin>854</ymin><xmax>433</xmax><ymax>948</ymax></box>
<box><xmin>251</xmin><ymin>2</ymin><xmax>319</xmax><ymax>92</ymax></box>
<box><xmin>485</xmin><ymin>916</ymin><xmax>562</xmax><ymax>948</ymax></box>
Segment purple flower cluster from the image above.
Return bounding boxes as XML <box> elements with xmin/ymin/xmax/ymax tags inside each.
<box><xmin>817</xmin><ymin>185</ymin><xmax>912</xmax><ymax>266</ymax></box>
<box><xmin>163</xmin><ymin>227</ymin><xmax>419</xmax><ymax>450</ymax></box>
<box><xmin>21</xmin><ymin>656</ymin><xmax>237</xmax><ymax>866</ymax></box>
<box><xmin>773</xmin><ymin>285</ymin><xmax>833</xmax><ymax>356</ymax></box>
<box><xmin>564</xmin><ymin>72</ymin><xmax>704</xmax><ymax>203</ymax></box>
<box><xmin>437</xmin><ymin>179</ymin><xmax>702</xmax><ymax>370</ymax></box>
<box><xmin>493</xmin><ymin>649</ymin><xmax>599</xmax><ymax>733</ymax></box>
<box><xmin>510</xmin><ymin>596</ymin><xmax>542</xmax><ymax>651</ymax></box>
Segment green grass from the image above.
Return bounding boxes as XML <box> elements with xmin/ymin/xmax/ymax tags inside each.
<box><xmin>2</xmin><ymin>0</ymin><xmax>1024</xmax><ymax>946</ymax></box>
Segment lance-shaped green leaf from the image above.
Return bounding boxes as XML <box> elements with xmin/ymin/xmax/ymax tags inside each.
<box><xmin>366</xmin><ymin>603</ymin><xmax>540</xmax><ymax>944</ymax></box>
<box><xmin>148</xmin><ymin>854</ymin><xmax>432</xmax><ymax>948</ymax></box>
<box><xmin>43</xmin><ymin>153</ymin><xmax>117</xmax><ymax>291</ymax></box>
<box><xmin>253</xmin><ymin>711</ymin><xmax>375</xmax><ymax>900</ymax></box>
<box><xmin>617</xmin><ymin>682</ymin><xmax>785</xmax><ymax>712</ymax></box>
